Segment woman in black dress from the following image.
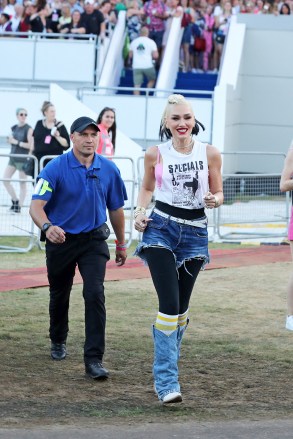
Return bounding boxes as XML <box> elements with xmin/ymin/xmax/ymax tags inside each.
<box><xmin>32</xmin><ymin>101</ymin><xmax>70</xmax><ymax>170</ymax></box>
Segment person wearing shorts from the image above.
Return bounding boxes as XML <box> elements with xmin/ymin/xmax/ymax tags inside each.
<box><xmin>3</xmin><ymin>108</ymin><xmax>33</xmax><ymax>214</ymax></box>
<box><xmin>129</xmin><ymin>26</ymin><xmax>158</xmax><ymax>95</ymax></box>
<box><xmin>133</xmin><ymin>94</ymin><xmax>223</xmax><ymax>403</ymax></box>
<box><xmin>280</xmin><ymin>140</ymin><xmax>293</xmax><ymax>331</ymax></box>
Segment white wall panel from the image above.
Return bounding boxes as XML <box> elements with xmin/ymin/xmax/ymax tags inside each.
<box><xmin>34</xmin><ymin>40</ymin><xmax>95</xmax><ymax>82</ymax></box>
<box><xmin>0</xmin><ymin>39</ymin><xmax>34</xmax><ymax>80</ymax></box>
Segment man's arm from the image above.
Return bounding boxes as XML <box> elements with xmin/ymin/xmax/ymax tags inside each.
<box><xmin>29</xmin><ymin>199</ymin><xmax>66</xmax><ymax>244</ymax></box>
<box><xmin>108</xmin><ymin>207</ymin><xmax>127</xmax><ymax>266</ymax></box>
<box><xmin>152</xmin><ymin>49</ymin><xmax>159</xmax><ymax>60</ymax></box>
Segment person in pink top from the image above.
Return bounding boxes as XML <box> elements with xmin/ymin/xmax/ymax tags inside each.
<box><xmin>96</xmin><ymin>107</ymin><xmax>116</xmax><ymax>156</ymax></box>
<box><xmin>203</xmin><ymin>5</ymin><xmax>215</xmax><ymax>72</ymax></box>
<box><xmin>143</xmin><ymin>0</ymin><xmax>169</xmax><ymax>59</ymax></box>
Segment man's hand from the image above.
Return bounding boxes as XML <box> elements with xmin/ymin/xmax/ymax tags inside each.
<box><xmin>115</xmin><ymin>249</ymin><xmax>127</xmax><ymax>266</ymax></box>
<box><xmin>46</xmin><ymin>225</ymin><xmax>66</xmax><ymax>244</ymax></box>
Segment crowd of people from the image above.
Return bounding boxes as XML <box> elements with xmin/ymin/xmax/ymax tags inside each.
<box><xmin>0</xmin><ymin>0</ymin><xmax>291</xmax><ymax>73</ymax></box>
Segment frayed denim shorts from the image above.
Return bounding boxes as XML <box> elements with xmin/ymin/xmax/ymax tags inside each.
<box><xmin>134</xmin><ymin>211</ymin><xmax>210</xmax><ymax>269</ymax></box>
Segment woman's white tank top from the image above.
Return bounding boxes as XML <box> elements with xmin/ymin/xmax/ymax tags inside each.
<box><xmin>155</xmin><ymin>138</ymin><xmax>209</xmax><ymax>210</ymax></box>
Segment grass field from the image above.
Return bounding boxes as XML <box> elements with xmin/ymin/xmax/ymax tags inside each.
<box><xmin>0</xmin><ymin>244</ymin><xmax>292</xmax><ymax>428</ymax></box>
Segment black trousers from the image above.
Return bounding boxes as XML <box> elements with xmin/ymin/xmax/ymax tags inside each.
<box><xmin>46</xmin><ymin>234</ymin><xmax>110</xmax><ymax>363</ymax></box>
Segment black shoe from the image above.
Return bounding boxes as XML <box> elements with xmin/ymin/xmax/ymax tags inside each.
<box><xmin>51</xmin><ymin>342</ymin><xmax>66</xmax><ymax>360</ymax></box>
<box><xmin>9</xmin><ymin>200</ymin><xmax>20</xmax><ymax>213</ymax></box>
<box><xmin>85</xmin><ymin>362</ymin><xmax>109</xmax><ymax>380</ymax></box>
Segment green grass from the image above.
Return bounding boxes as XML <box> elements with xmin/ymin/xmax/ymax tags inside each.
<box><xmin>0</xmin><ymin>261</ymin><xmax>292</xmax><ymax>427</ymax></box>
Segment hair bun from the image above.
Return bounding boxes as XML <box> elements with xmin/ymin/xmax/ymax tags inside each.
<box><xmin>167</xmin><ymin>94</ymin><xmax>185</xmax><ymax>105</ymax></box>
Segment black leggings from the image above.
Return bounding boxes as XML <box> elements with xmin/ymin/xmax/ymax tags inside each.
<box><xmin>143</xmin><ymin>247</ymin><xmax>203</xmax><ymax>315</ymax></box>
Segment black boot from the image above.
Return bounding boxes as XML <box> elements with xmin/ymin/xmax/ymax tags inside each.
<box><xmin>10</xmin><ymin>200</ymin><xmax>20</xmax><ymax>213</ymax></box>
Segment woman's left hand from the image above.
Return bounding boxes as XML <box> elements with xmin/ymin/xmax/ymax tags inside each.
<box><xmin>204</xmin><ymin>191</ymin><xmax>219</xmax><ymax>209</ymax></box>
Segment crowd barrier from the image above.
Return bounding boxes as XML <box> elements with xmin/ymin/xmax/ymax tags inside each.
<box><xmin>0</xmin><ymin>151</ymin><xmax>289</xmax><ymax>252</ymax></box>
<box><xmin>0</xmin><ymin>153</ymin><xmax>136</xmax><ymax>252</ymax></box>
<box><xmin>0</xmin><ymin>153</ymin><xmax>38</xmax><ymax>253</ymax></box>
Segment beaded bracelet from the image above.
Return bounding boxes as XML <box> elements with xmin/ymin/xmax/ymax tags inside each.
<box><xmin>115</xmin><ymin>240</ymin><xmax>127</xmax><ymax>251</ymax></box>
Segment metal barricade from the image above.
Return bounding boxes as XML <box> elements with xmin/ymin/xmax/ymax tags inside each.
<box><xmin>217</xmin><ymin>151</ymin><xmax>289</xmax><ymax>240</ymax></box>
<box><xmin>0</xmin><ymin>153</ymin><xmax>38</xmax><ymax>252</ymax></box>
<box><xmin>218</xmin><ymin>173</ymin><xmax>289</xmax><ymax>240</ymax></box>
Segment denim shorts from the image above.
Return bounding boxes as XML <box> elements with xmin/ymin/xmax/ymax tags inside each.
<box><xmin>134</xmin><ymin>211</ymin><xmax>210</xmax><ymax>269</ymax></box>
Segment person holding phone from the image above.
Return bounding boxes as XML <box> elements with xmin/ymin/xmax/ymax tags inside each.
<box><xmin>32</xmin><ymin>101</ymin><xmax>70</xmax><ymax>170</ymax></box>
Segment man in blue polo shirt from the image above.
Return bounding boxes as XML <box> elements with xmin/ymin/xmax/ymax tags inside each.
<box><xmin>29</xmin><ymin>116</ymin><xmax>127</xmax><ymax>380</ymax></box>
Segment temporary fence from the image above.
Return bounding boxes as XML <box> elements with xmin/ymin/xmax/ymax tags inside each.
<box><xmin>0</xmin><ymin>153</ymin><xmax>136</xmax><ymax>252</ymax></box>
<box><xmin>0</xmin><ymin>153</ymin><xmax>38</xmax><ymax>252</ymax></box>
<box><xmin>217</xmin><ymin>172</ymin><xmax>289</xmax><ymax>240</ymax></box>
<box><xmin>0</xmin><ymin>151</ymin><xmax>289</xmax><ymax>252</ymax></box>
<box><xmin>217</xmin><ymin>152</ymin><xmax>289</xmax><ymax>240</ymax></box>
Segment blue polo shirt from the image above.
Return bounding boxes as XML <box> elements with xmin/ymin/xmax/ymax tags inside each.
<box><xmin>32</xmin><ymin>150</ymin><xmax>128</xmax><ymax>233</ymax></box>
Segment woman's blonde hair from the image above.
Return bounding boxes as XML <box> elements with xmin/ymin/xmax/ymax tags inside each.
<box><xmin>41</xmin><ymin>101</ymin><xmax>54</xmax><ymax>115</ymax></box>
<box><xmin>159</xmin><ymin>94</ymin><xmax>205</xmax><ymax>141</ymax></box>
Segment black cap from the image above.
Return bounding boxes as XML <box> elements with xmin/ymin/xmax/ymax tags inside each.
<box><xmin>70</xmin><ymin>117</ymin><xmax>100</xmax><ymax>134</ymax></box>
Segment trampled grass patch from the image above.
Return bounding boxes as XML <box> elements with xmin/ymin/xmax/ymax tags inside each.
<box><xmin>0</xmin><ymin>251</ymin><xmax>292</xmax><ymax>427</ymax></box>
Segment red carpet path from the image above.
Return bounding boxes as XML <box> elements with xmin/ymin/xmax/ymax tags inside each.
<box><xmin>0</xmin><ymin>245</ymin><xmax>291</xmax><ymax>293</ymax></box>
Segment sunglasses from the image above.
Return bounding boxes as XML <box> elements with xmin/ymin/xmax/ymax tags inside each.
<box><xmin>19</xmin><ymin>113</ymin><xmax>27</xmax><ymax>116</ymax></box>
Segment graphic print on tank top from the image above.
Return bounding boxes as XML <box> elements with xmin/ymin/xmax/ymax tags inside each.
<box><xmin>155</xmin><ymin>140</ymin><xmax>209</xmax><ymax>210</ymax></box>
<box><xmin>168</xmin><ymin>161</ymin><xmax>203</xmax><ymax>208</ymax></box>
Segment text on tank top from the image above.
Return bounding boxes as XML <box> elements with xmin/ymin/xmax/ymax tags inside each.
<box><xmin>154</xmin><ymin>139</ymin><xmax>209</xmax><ymax>209</ymax></box>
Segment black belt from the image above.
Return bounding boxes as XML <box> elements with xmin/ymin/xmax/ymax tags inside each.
<box><xmin>65</xmin><ymin>229</ymin><xmax>99</xmax><ymax>239</ymax></box>
<box><xmin>65</xmin><ymin>223</ymin><xmax>110</xmax><ymax>241</ymax></box>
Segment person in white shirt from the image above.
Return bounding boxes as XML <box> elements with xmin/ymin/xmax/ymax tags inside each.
<box><xmin>3</xmin><ymin>0</ymin><xmax>17</xmax><ymax>18</ymax></box>
<box><xmin>129</xmin><ymin>26</ymin><xmax>159</xmax><ymax>95</ymax></box>
<box><xmin>10</xmin><ymin>3</ymin><xmax>23</xmax><ymax>31</ymax></box>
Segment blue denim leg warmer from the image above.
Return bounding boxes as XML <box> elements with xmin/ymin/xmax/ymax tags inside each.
<box><xmin>152</xmin><ymin>325</ymin><xmax>180</xmax><ymax>401</ymax></box>
<box><xmin>177</xmin><ymin>318</ymin><xmax>189</xmax><ymax>361</ymax></box>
